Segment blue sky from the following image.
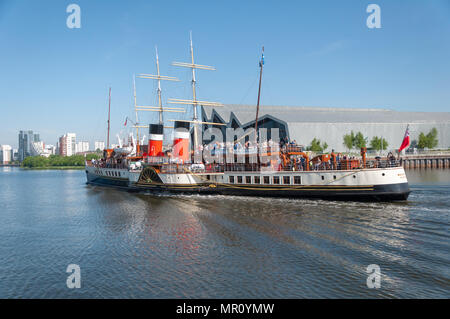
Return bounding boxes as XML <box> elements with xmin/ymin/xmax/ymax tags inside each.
<box><xmin>1</xmin><ymin>0</ymin><xmax>450</xmax><ymax>148</ymax></box>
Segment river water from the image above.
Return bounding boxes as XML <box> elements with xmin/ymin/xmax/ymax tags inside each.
<box><xmin>0</xmin><ymin>167</ymin><xmax>448</xmax><ymax>298</ymax></box>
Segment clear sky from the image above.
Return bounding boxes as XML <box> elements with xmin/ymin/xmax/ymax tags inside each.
<box><xmin>1</xmin><ymin>0</ymin><xmax>450</xmax><ymax>148</ymax></box>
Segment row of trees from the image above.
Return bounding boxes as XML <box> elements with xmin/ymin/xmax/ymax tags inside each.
<box><xmin>306</xmin><ymin>128</ymin><xmax>439</xmax><ymax>154</ymax></box>
<box><xmin>22</xmin><ymin>154</ymin><xmax>100</xmax><ymax>168</ymax></box>
<box><xmin>342</xmin><ymin>131</ymin><xmax>388</xmax><ymax>152</ymax></box>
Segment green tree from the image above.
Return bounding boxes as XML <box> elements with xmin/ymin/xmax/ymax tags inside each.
<box><xmin>418</xmin><ymin>128</ymin><xmax>438</xmax><ymax>149</ymax></box>
<box><xmin>426</xmin><ymin>127</ymin><xmax>438</xmax><ymax>149</ymax></box>
<box><xmin>21</xmin><ymin>154</ymin><xmax>92</xmax><ymax>168</ymax></box>
<box><xmin>354</xmin><ymin>132</ymin><xmax>367</xmax><ymax>149</ymax></box>
<box><xmin>86</xmin><ymin>153</ymin><xmax>100</xmax><ymax>161</ymax></box>
<box><xmin>307</xmin><ymin>138</ymin><xmax>328</xmax><ymax>152</ymax></box>
<box><xmin>22</xmin><ymin>156</ymin><xmax>49</xmax><ymax>168</ymax></box>
<box><xmin>370</xmin><ymin>136</ymin><xmax>389</xmax><ymax>151</ymax></box>
<box><xmin>343</xmin><ymin>131</ymin><xmax>355</xmax><ymax>151</ymax></box>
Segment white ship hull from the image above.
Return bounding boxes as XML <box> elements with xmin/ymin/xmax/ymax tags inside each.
<box><xmin>85</xmin><ymin>165</ymin><xmax>410</xmax><ymax>201</ymax></box>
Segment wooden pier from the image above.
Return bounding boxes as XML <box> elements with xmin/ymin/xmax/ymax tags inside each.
<box><xmin>400</xmin><ymin>155</ymin><xmax>450</xmax><ymax>169</ymax></box>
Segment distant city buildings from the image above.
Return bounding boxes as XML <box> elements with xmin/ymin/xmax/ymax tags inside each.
<box><xmin>75</xmin><ymin>141</ymin><xmax>90</xmax><ymax>154</ymax></box>
<box><xmin>18</xmin><ymin>130</ymin><xmax>40</xmax><ymax>162</ymax></box>
<box><xmin>39</xmin><ymin>144</ymin><xmax>56</xmax><ymax>157</ymax></box>
<box><xmin>9</xmin><ymin>130</ymin><xmax>102</xmax><ymax>161</ymax></box>
<box><xmin>58</xmin><ymin>133</ymin><xmax>76</xmax><ymax>156</ymax></box>
<box><xmin>94</xmin><ymin>141</ymin><xmax>105</xmax><ymax>151</ymax></box>
<box><xmin>0</xmin><ymin>145</ymin><xmax>13</xmax><ymax>164</ymax></box>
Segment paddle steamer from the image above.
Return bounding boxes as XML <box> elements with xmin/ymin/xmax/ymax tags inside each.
<box><xmin>86</xmin><ymin>35</ymin><xmax>410</xmax><ymax>201</ymax></box>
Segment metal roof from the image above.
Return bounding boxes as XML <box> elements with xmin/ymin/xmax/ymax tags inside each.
<box><xmin>202</xmin><ymin>104</ymin><xmax>450</xmax><ymax>125</ymax></box>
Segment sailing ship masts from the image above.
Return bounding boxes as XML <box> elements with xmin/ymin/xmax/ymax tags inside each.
<box><xmin>107</xmin><ymin>87</ymin><xmax>111</xmax><ymax>149</ymax></box>
<box><xmin>133</xmin><ymin>75</ymin><xmax>140</xmax><ymax>155</ymax></box>
<box><xmin>156</xmin><ymin>47</ymin><xmax>163</xmax><ymax>124</ymax></box>
<box><xmin>189</xmin><ymin>32</ymin><xmax>200</xmax><ymax>149</ymax></box>
<box><xmin>254</xmin><ymin>46</ymin><xmax>264</xmax><ymax>144</ymax></box>
<box><xmin>136</xmin><ymin>48</ymin><xmax>180</xmax><ymax>127</ymax></box>
<box><xmin>171</xmin><ymin>32</ymin><xmax>221</xmax><ymax>153</ymax></box>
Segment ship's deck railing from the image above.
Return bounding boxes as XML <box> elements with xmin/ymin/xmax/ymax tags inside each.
<box><xmin>154</xmin><ymin>159</ymin><xmax>402</xmax><ymax>174</ymax></box>
<box><xmin>86</xmin><ymin>161</ymin><xmax>128</xmax><ymax>169</ymax></box>
<box><xmin>279</xmin><ymin>159</ymin><xmax>402</xmax><ymax>172</ymax></box>
<box><xmin>144</xmin><ymin>156</ymin><xmax>171</xmax><ymax>164</ymax></box>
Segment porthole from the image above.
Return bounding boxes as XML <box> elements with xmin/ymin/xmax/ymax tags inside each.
<box><xmin>382</xmin><ymin>173</ymin><xmax>385</xmax><ymax>176</ymax></box>
<box><xmin>353</xmin><ymin>175</ymin><xmax>356</xmax><ymax>179</ymax></box>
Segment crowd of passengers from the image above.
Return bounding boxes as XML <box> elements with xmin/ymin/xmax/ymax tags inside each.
<box><xmin>197</xmin><ymin>136</ymin><xmax>302</xmax><ymax>155</ymax></box>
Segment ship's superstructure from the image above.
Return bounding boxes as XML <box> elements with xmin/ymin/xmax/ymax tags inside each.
<box><xmin>85</xmin><ymin>35</ymin><xmax>410</xmax><ymax>201</ymax></box>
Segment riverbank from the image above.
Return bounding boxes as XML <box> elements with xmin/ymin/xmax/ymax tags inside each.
<box><xmin>20</xmin><ymin>154</ymin><xmax>100</xmax><ymax>169</ymax></box>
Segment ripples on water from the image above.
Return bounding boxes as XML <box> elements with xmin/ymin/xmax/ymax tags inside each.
<box><xmin>0</xmin><ymin>168</ymin><xmax>448</xmax><ymax>298</ymax></box>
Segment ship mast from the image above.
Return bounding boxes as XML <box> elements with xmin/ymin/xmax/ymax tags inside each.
<box><xmin>169</xmin><ymin>32</ymin><xmax>225</xmax><ymax>153</ymax></box>
<box><xmin>156</xmin><ymin>47</ymin><xmax>163</xmax><ymax>124</ymax></box>
<box><xmin>254</xmin><ymin>47</ymin><xmax>264</xmax><ymax>144</ymax></box>
<box><xmin>133</xmin><ymin>76</ymin><xmax>140</xmax><ymax>155</ymax></box>
<box><xmin>107</xmin><ymin>87</ymin><xmax>111</xmax><ymax>149</ymax></box>
<box><xmin>133</xmin><ymin>47</ymin><xmax>184</xmax><ymax>154</ymax></box>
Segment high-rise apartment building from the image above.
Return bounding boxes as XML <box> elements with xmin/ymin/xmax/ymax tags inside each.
<box><xmin>58</xmin><ymin>133</ymin><xmax>76</xmax><ymax>156</ymax></box>
<box><xmin>75</xmin><ymin>141</ymin><xmax>90</xmax><ymax>154</ymax></box>
<box><xmin>94</xmin><ymin>141</ymin><xmax>105</xmax><ymax>151</ymax></box>
<box><xmin>18</xmin><ymin>130</ymin><xmax>40</xmax><ymax>162</ymax></box>
<box><xmin>0</xmin><ymin>145</ymin><xmax>12</xmax><ymax>164</ymax></box>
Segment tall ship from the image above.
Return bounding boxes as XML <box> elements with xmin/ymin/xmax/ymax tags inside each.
<box><xmin>86</xmin><ymin>35</ymin><xmax>410</xmax><ymax>201</ymax></box>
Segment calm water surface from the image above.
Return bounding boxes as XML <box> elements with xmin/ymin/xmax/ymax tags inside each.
<box><xmin>0</xmin><ymin>167</ymin><xmax>448</xmax><ymax>298</ymax></box>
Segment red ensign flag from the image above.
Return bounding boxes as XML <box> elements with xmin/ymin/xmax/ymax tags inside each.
<box><xmin>398</xmin><ymin>125</ymin><xmax>410</xmax><ymax>153</ymax></box>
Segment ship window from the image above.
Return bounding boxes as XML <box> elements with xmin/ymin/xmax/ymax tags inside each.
<box><xmin>118</xmin><ymin>172</ymin><xmax>120</xmax><ymax>177</ymax></box>
<box><xmin>254</xmin><ymin>176</ymin><xmax>260</xmax><ymax>184</ymax></box>
<box><xmin>229</xmin><ymin>176</ymin><xmax>235</xmax><ymax>183</ymax></box>
<box><xmin>273</xmin><ymin>176</ymin><xmax>280</xmax><ymax>184</ymax></box>
<box><xmin>294</xmin><ymin>176</ymin><xmax>301</xmax><ymax>184</ymax></box>
<box><xmin>246</xmin><ymin>176</ymin><xmax>251</xmax><ymax>184</ymax></box>
<box><xmin>237</xmin><ymin>176</ymin><xmax>243</xmax><ymax>184</ymax></box>
<box><xmin>321</xmin><ymin>176</ymin><xmax>324</xmax><ymax>180</ymax></box>
<box><xmin>206</xmin><ymin>175</ymin><xmax>210</xmax><ymax>180</ymax></box>
<box><xmin>283</xmin><ymin>176</ymin><xmax>290</xmax><ymax>184</ymax></box>
<box><xmin>353</xmin><ymin>175</ymin><xmax>356</xmax><ymax>178</ymax></box>
<box><xmin>382</xmin><ymin>173</ymin><xmax>385</xmax><ymax>176</ymax></box>
<box><xmin>264</xmin><ymin>176</ymin><xmax>270</xmax><ymax>184</ymax></box>
<box><xmin>333</xmin><ymin>175</ymin><xmax>336</xmax><ymax>180</ymax></box>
